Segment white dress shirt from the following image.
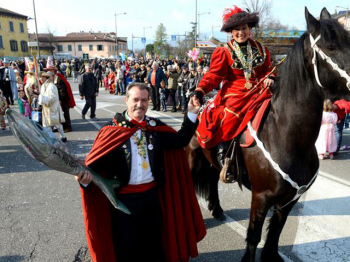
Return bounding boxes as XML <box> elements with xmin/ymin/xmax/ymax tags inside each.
<box><xmin>127</xmin><ymin>112</ymin><xmax>197</xmax><ymax>185</ymax></box>
<box><xmin>128</xmin><ymin>129</ymin><xmax>153</xmax><ymax>185</ymax></box>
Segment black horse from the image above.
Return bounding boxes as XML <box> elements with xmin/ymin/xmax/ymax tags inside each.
<box><xmin>187</xmin><ymin>7</ymin><xmax>350</xmax><ymax>262</ymax></box>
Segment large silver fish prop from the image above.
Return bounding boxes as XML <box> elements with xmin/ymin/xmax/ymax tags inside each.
<box><xmin>6</xmin><ymin>109</ymin><xmax>130</xmax><ymax>214</ymax></box>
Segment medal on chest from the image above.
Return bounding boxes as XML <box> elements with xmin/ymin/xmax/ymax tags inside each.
<box><xmin>245</xmin><ymin>82</ymin><xmax>253</xmax><ymax>89</ymax></box>
<box><xmin>142</xmin><ymin>160</ymin><xmax>149</xmax><ymax>170</ymax></box>
<box><xmin>131</xmin><ymin>131</ymin><xmax>149</xmax><ymax>170</ymax></box>
<box><xmin>231</xmin><ymin>41</ymin><xmax>254</xmax><ymax>90</ymax></box>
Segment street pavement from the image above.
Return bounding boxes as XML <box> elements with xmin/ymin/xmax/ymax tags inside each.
<box><xmin>1</xmin><ymin>79</ymin><xmax>350</xmax><ymax>262</ymax></box>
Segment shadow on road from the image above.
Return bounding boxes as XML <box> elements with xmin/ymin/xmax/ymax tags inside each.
<box><xmin>0</xmin><ymin>255</ymin><xmax>25</xmax><ymax>262</ymax></box>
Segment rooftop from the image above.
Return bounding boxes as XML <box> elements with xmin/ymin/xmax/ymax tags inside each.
<box><xmin>0</xmin><ymin>7</ymin><xmax>28</xmax><ymax>19</ymax></box>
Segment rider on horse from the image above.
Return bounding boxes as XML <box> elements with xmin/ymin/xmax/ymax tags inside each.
<box><xmin>193</xmin><ymin>5</ymin><xmax>276</xmax><ymax>181</ymax></box>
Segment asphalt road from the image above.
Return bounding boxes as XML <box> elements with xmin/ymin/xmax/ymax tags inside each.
<box><xmin>1</xmin><ymin>79</ymin><xmax>350</xmax><ymax>262</ymax></box>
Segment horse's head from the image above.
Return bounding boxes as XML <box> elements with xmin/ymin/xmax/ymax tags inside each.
<box><xmin>305</xmin><ymin>7</ymin><xmax>350</xmax><ymax>101</ymax></box>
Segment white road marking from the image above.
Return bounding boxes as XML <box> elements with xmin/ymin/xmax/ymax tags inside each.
<box><xmin>292</xmin><ymin>174</ymin><xmax>350</xmax><ymax>262</ymax></box>
<box><xmin>73</xmin><ymin>107</ymin><xmax>101</xmax><ymax>130</ymax></box>
<box><xmin>319</xmin><ymin>171</ymin><xmax>350</xmax><ymax>187</ymax></box>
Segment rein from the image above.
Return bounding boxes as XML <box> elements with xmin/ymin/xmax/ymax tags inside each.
<box><xmin>247</xmin><ymin>122</ymin><xmax>319</xmax><ymax>210</ymax></box>
<box><xmin>310</xmin><ymin>34</ymin><xmax>350</xmax><ymax>89</ymax></box>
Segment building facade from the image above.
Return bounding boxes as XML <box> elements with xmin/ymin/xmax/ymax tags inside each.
<box><xmin>0</xmin><ymin>8</ymin><xmax>29</xmax><ymax>59</ymax></box>
<box><xmin>29</xmin><ymin>32</ymin><xmax>128</xmax><ymax>59</ymax></box>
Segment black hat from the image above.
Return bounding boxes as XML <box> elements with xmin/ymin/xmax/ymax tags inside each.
<box><xmin>221</xmin><ymin>5</ymin><xmax>259</xmax><ymax>33</ymax></box>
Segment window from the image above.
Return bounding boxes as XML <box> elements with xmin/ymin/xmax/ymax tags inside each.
<box><xmin>0</xmin><ymin>36</ymin><xmax>3</xmax><ymax>49</ymax></box>
<box><xmin>57</xmin><ymin>45</ymin><xmax>63</xmax><ymax>52</ymax></box>
<box><xmin>68</xmin><ymin>45</ymin><xmax>72</xmax><ymax>51</ymax></box>
<box><xmin>20</xmin><ymin>41</ymin><xmax>28</xmax><ymax>52</ymax></box>
<box><xmin>9</xmin><ymin>40</ymin><xmax>18</xmax><ymax>51</ymax></box>
<box><xmin>78</xmin><ymin>45</ymin><xmax>82</xmax><ymax>51</ymax></box>
<box><xmin>89</xmin><ymin>45</ymin><xmax>93</xmax><ymax>51</ymax></box>
<box><xmin>20</xmin><ymin>23</ymin><xmax>24</xmax><ymax>33</ymax></box>
<box><xmin>97</xmin><ymin>45</ymin><xmax>103</xmax><ymax>51</ymax></box>
<box><xmin>9</xmin><ymin>21</ymin><xmax>14</xmax><ymax>32</ymax></box>
<box><xmin>0</xmin><ymin>21</ymin><xmax>2</xmax><ymax>29</ymax></box>
<box><xmin>109</xmin><ymin>45</ymin><xmax>111</xmax><ymax>51</ymax></box>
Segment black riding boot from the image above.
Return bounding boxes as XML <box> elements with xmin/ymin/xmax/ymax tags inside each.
<box><xmin>217</xmin><ymin>141</ymin><xmax>234</xmax><ymax>183</ymax></box>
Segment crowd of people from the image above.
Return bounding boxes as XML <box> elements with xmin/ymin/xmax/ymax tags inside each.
<box><xmin>0</xmin><ymin>56</ymin><xmax>75</xmax><ymax>141</ymax></box>
<box><xmin>1</xmin><ymin>4</ymin><xmax>350</xmax><ymax>262</ymax></box>
<box><xmin>83</xmin><ymin>56</ymin><xmax>211</xmax><ymax>113</ymax></box>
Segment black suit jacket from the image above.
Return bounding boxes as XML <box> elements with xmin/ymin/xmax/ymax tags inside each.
<box><xmin>88</xmin><ymin>112</ymin><xmax>198</xmax><ymax>190</ymax></box>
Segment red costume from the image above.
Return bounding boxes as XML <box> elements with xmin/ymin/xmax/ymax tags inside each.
<box><xmin>195</xmin><ymin>38</ymin><xmax>275</xmax><ymax>148</ymax></box>
<box><xmin>56</xmin><ymin>72</ymin><xmax>76</xmax><ymax>108</ymax></box>
<box><xmin>81</xmin><ymin>114</ymin><xmax>206</xmax><ymax>262</ymax></box>
<box><xmin>108</xmin><ymin>72</ymin><xmax>116</xmax><ymax>94</ymax></box>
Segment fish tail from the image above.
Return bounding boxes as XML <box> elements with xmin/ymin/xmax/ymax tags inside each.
<box><xmin>97</xmin><ymin>176</ymin><xmax>131</xmax><ymax>215</ymax></box>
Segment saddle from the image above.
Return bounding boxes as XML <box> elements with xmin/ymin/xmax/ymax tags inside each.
<box><xmin>240</xmin><ymin>99</ymin><xmax>271</xmax><ymax>147</ymax></box>
<box><xmin>220</xmin><ymin>99</ymin><xmax>271</xmax><ymax>184</ymax></box>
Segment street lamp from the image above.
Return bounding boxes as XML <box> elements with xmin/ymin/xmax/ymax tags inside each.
<box><xmin>198</xmin><ymin>12</ymin><xmax>210</xmax><ymax>40</ymax></box>
<box><xmin>32</xmin><ymin>0</ymin><xmax>40</xmax><ymax>59</ymax></box>
<box><xmin>336</xmin><ymin>6</ymin><xmax>349</xmax><ymax>30</ymax></box>
<box><xmin>115</xmin><ymin>12</ymin><xmax>126</xmax><ymax>59</ymax></box>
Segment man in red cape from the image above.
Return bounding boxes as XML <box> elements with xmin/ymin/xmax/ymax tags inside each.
<box><xmin>76</xmin><ymin>82</ymin><xmax>206</xmax><ymax>262</ymax></box>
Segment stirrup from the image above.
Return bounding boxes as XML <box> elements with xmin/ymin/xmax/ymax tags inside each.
<box><xmin>218</xmin><ymin>140</ymin><xmax>236</xmax><ymax>183</ymax></box>
<box><xmin>219</xmin><ymin>157</ymin><xmax>235</xmax><ymax>183</ymax></box>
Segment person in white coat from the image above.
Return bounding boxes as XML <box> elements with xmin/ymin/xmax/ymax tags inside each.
<box><xmin>38</xmin><ymin>71</ymin><xmax>67</xmax><ymax>142</ymax></box>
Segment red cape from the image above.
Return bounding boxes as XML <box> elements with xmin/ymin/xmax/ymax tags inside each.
<box><xmin>56</xmin><ymin>73</ymin><xmax>76</xmax><ymax>108</ymax></box>
<box><xmin>81</xmin><ymin>119</ymin><xmax>206</xmax><ymax>262</ymax></box>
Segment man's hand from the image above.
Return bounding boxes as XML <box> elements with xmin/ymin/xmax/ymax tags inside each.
<box><xmin>80</xmin><ymin>95</ymin><xmax>84</xmax><ymax>100</ymax></box>
<box><xmin>75</xmin><ymin>170</ymin><xmax>93</xmax><ymax>185</ymax></box>
<box><xmin>95</xmin><ymin>92</ymin><xmax>99</xmax><ymax>97</ymax></box>
<box><xmin>187</xmin><ymin>96</ymin><xmax>201</xmax><ymax>114</ymax></box>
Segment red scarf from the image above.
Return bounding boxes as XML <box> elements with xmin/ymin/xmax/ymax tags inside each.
<box><xmin>81</xmin><ymin>117</ymin><xmax>206</xmax><ymax>262</ymax></box>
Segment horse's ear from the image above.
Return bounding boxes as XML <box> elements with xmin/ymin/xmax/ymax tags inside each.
<box><xmin>320</xmin><ymin>7</ymin><xmax>332</xmax><ymax>20</ymax></box>
<box><xmin>305</xmin><ymin>7</ymin><xmax>320</xmax><ymax>33</ymax></box>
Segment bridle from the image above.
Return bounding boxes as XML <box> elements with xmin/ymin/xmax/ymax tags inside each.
<box><xmin>310</xmin><ymin>33</ymin><xmax>350</xmax><ymax>90</ymax></box>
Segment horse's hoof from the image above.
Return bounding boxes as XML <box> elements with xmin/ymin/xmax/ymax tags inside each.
<box><xmin>213</xmin><ymin>212</ymin><xmax>226</xmax><ymax>221</ymax></box>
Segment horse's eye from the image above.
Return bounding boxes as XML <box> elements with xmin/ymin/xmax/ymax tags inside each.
<box><xmin>327</xmin><ymin>45</ymin><xmax>336</xmax><ymax>51</ymax></box>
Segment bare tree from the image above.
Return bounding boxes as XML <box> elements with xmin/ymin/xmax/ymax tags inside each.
<box><xmin>46</xmin><ymin>27</ymin><xmax>58</xmax><ymax>56</ymax></box>
<box><xmin>265</xmin><ymin>17</ymin><xmax>289</xmax><ymax>30</ymax></box>
<box><xmin>242</xmin><ymin>0</ymin><xmax>273</xmax><ymax>36</ymax></box>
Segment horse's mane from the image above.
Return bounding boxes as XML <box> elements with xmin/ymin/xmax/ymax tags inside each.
<box><xmin>271</xmin><ymin>18</ymin><xmax>350</xmax><ymax>101</ymax></box>
<box><xmin>271</xmin><ymin>33</ymin><xmax>312</xmax><ymax>100</ymax></box>
<box><xmin>319</xmin><ymin>18</ymin><xmax>350</xmax><ymax>45</ymax></box>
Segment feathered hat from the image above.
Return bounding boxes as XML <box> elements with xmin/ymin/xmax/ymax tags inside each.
<box><xmin>221</xmin><ymin>5</ymin><xmax>259</xmax><ymax>33</ymax></box>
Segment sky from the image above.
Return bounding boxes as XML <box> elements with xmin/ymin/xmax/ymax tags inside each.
<box><xmin>1</xmin><ymin>0</ymin><xmax>349</xmax><ymax>50</ymax></box>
